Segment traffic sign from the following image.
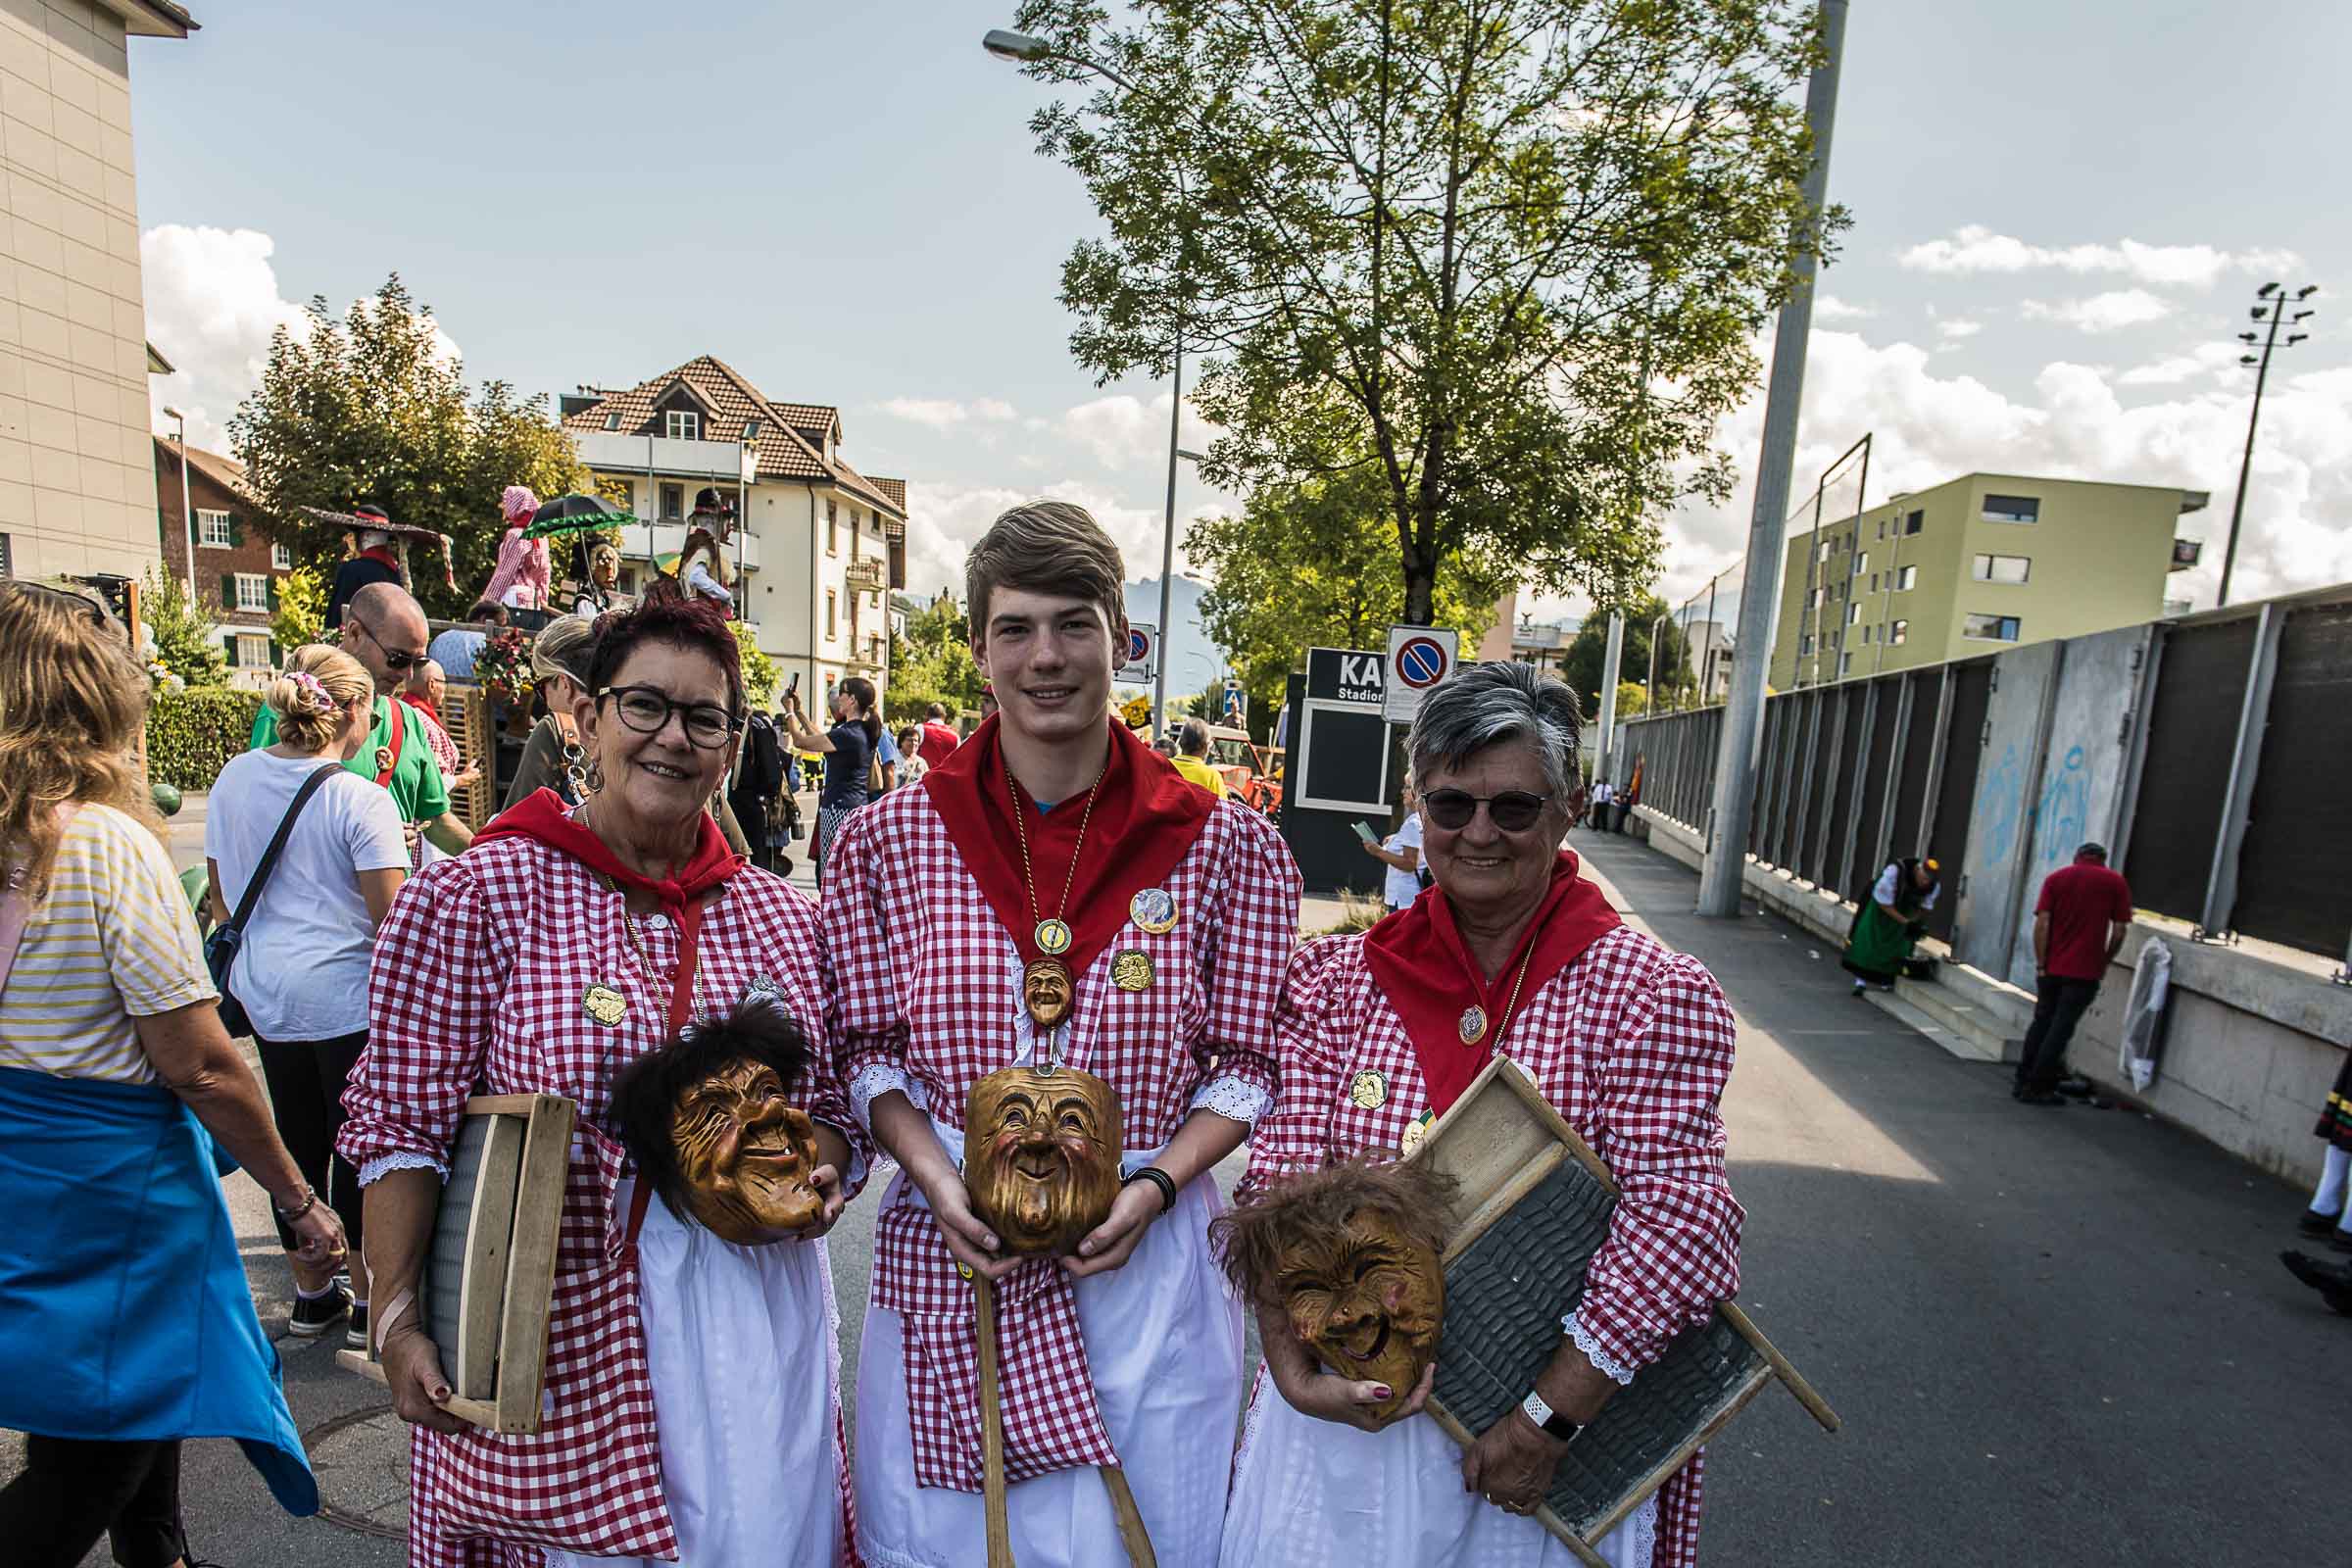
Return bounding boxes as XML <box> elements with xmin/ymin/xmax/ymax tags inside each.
<box><xmin>1383</xmin><ymin>624</ymin><xmax>1459</xmax><ymax>724</ymax></box>
<box><xmin>1120</xmin><ymin>622</ymin><xmax>1158</xmax><ymax>683</ymax></box>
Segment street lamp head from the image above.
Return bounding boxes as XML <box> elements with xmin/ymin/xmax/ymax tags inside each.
<box><xmin>2239</xmin><ymin>354</ymin><xmax>2259</xmax><ymax>366</ymax></box>
<box><xmin>2238</xmin><ymin>331</ymin><xmax>2258</xmax><ymax>343</ymax></box>
<box><xmin>983</xmin><ymin>28</ymin><xmax>1050</xmax><ymax>63</ymax></box>
<box><xmin>2288</xmin><ymin>333</ymin><xmax>2309</xmax><ymax>346</ymax></box>
<box><xmin>2259</xmin><ymin>281</ymin><xmax>2280</xmax><ymax>299</ymax></box>
<box><xmin>2292</xmin><ymin>310</ymin><xmax>2315</xmax><ymax>322</ymax></box>
<box><xmin>2296</xmin><ymin>284</ymin><xmax>2320</xmax><ymax>300</ymax></box>
<box><xmin>163</xmin><ymin>405</ymin><xmax>184</xmax><ymax>420</ymax></box>
<box><xmin>2251</xmin><ymin>307</ymin><xmax>2268</xmax><ymax>320</ymax></box>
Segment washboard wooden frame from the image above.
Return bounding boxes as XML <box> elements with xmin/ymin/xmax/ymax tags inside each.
<box><xmin>338</xmin><ymin>1093</ymin><xmax>574</xmax><ymax>1433</ymax></box>
<box><xmin>1405</xmin><ymin>1056</ymin><xmax>1838</xmax><ymax>1566</ymax></box>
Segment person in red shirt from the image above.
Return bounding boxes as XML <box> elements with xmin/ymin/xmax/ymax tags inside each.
<box><xmin>916</xmin><ymin>703</ymin><xmax>960</xmax><ymax>768</ymax></box>
<box><xmin>2014</xmin><ymin>842</ymin><xmax>2133</xmax><ymax>1105</ymax></box>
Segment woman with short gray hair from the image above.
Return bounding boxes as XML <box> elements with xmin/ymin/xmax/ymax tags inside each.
<box><xmin>1222</xmin><ymin>660</ymin><xmax>1743</xmax><ymax>1568</ymax></box>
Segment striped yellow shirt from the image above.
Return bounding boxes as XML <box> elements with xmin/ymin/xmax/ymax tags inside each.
<box><xmin>0</xmin><ymin>804</ymin><xmax>215</xmax><ymax>1084</ymax></box>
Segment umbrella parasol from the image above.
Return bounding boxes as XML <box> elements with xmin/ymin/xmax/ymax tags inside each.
<box><xmin>302</xmin><ymin>505</ymin><xmax>457</xmax><ymax>589</ymax></box>
<box><xmin>524</xmin><ymin>493</ymin><xmax>636</xmax><ymax>539</ymax></box>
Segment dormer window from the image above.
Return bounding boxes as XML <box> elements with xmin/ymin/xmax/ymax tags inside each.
<box><xmin>665</xmin><ymin>410</ymin><xmax>701</xmax><ymax>441</ymax></box>
<box><xmin>603</xmin><ymin>412</ymin><xmax>619</xmax><ymax>430</ymax></box>
<box><xmin>743</xmin><ymin>417</ymin><xmax>761</xmax><ymax>440</ymax></box>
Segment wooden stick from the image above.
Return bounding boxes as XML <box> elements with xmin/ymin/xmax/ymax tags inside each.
<box><xmin>1098</xmin><ymin>1465</ymin><xmax>1158</xmax><ymax>1568</ymax></box>
<box><xmin>1718</xmin><ymin>1301</ymin><xmax>1841</xmax><ymax>1432</ymax></box>
<box><xmin>975</xmin><ymin>1273</ymin><xmax>1015</xmax><ymax>1568</ymax></box>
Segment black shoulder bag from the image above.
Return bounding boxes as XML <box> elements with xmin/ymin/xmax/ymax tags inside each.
<box><xmin>205</xmin><ymin>762</ymin><xmax>343</xmax><ymax>1039</ymax></box>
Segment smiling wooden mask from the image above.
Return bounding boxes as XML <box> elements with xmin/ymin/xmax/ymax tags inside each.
<box><xmin>612</xmin><ymin>1005</ymin><xmax>824</xmax><ymax>1246</ymax></box>
<box><xmin>1210</xmin><ymin>1157</ymin><xmax>1457</xmax><ymax>1421</ymax></box>
<box><xmin>964</xmin><ymin>1062</ymin><xmax>1124</xmax><ymax>1256</ymax></box>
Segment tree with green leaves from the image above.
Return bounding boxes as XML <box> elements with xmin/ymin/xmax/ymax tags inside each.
<box><xmin>1186</xmin><ymin>466</ymin><xmax>1505</xmax><ymax>718</ymax></box>
<box><xmin>230</xmin><ymin>275</ymin><xmax>583</xmax><ymax>619</ymax></box>
<box><xmin>270</xmin><ymin>564</ymin><xmax>326</xmax><ymax>652</ymax></box>
<box><xmin>1560</xmin><ymin>595</ymin><xmax>1695</xmax><ymax>720</ymax></box>
<box><xmin>139</xmin><ymin>567</ymin><xmax>227</xmax><ymax>688</ymax></box>
<box><xmin>885</xmin><ymin>597</ymin><xmax>988</xmax><ymax>724</ymax></box>
<box><xmin>1009</xmin><ymin>0</ymin><xmax>1833</xmax><ymax>623</ymax></box>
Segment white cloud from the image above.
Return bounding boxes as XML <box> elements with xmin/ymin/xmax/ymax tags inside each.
<box><xmin>1899</xmin><ymin>224</ymin><xmax>2302</xmax><ymax>290</ymax></box>
<box><xmin>876</xmin><ymin>396</ymin><xmax>1019</xmax><ymax>429</ymax></box>
<box><xmin>140</xmin><ymin>224</ymin><xmax>311</xmax><ymax>450</ymax></box>
<box><xmin>1812</xmin><ymin>294</ymin><xmax>1875</xmax><ymax>322</ymax></box>
<box><xmin>1936</xmin><ymin>318</ymin><xmax>1984</xmax><ymax>342</ymax></box>
<box><xmin>899</xmin><ymin>476</ymin><xmax>1219</xmax><ymax>600</ymax></box>
<box><xmin>1054</xmin><ymin>390</ymin><xmax>1221</xmax><ymax>471</ymax></box>
<box><xmin>2020</xmin><ymin>289</ymin><xmax>2172</xmax><ymax>333</ymax></box>
<box><xmin>1641</xmin><ymin>326</ymin><xmax>2352</xmax><ymax>618</ymax></box>
<box><xmin>2116</xmin><ymin>342</ymin><xmax>2248</xmax><ymax>388</ymax></box>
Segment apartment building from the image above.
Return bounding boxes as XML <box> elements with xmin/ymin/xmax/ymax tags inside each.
<box><xmin>153</xmin><ymin>434</ymin><xmax>284</xmax><ymax>672</ymax></box>
<box><xmin>1767</xmin><ymin>472</ymin><xmax>2208</xmax><ymax>689</ymax></box>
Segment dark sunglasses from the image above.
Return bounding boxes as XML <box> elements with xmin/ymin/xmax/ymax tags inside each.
<box><xmin>599</xmin><ymin>684</ymin><xmax>744</xmax><ymax>750</ymax></box>
<box><xmin>348</xmin><ymin>615</ymin><xmax>426</xmax><ymax>670</ymax></box>
<box><xmin>19</xmin><ymin>581</ymin><xmax>110</xmax><ymax>627</ymax></box>
<box><xmin>1422</xmin><ymin>788</ymin><xmax>1553</xmax><ymax>833</ymax></box>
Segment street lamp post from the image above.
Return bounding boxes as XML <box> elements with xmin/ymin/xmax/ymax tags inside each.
<box><xmin>162</xmin><ymin>405</ymin><xmax>194</xmax><ymax>604</ymax></box>
<box><xmin>2219</xmin><ymin>281</ymin><xmax>2317</xmax><ymax>608</ymax></box>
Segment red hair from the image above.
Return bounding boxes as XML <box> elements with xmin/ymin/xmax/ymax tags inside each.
<box><xmin>587</xmin><ymin>591</ymin><xmax>744</xmax><ymax>713</ymax></box>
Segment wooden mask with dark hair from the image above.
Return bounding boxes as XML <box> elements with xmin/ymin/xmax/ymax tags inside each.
<box><xmin>669</xmin><ymin>1054</ymin><xmax>823</xmax><ymax>1244</ymax></box>
<box><xmin>964</xmin><ymin>1063</ymin><xmax>1123</xmax><ymax>1255</ymax></box>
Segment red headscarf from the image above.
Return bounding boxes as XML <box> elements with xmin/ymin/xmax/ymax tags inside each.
<box><xmin>475</xmin><ymin>788</ymin><xmax>745</xmax><ymax>1032</ymax></box>
<box><xmin>922</xmin><ymin>713</ymin><xmax>1212</xmax><ymax>983</ymax></box>
<box><xmin>1362</xmin><ymin>852</ymin><xmax>1623</xmax><ymax>1118</ymax></box>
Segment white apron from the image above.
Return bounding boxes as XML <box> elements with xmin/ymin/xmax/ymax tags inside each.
<box><xmin>854</xmin><ymin>1166</ymin><xmax>1244</xmax><ymax>1568</ymax></box>
<box><xmin>1219</xmin><ymin>1365</ymin><xmax>1656</xmax><ymax>1568</ymax></box>
<box><xmin>549</xmin><ymin>1186</ymin><xmax>847</xmax><ymax>1568</ymax></box>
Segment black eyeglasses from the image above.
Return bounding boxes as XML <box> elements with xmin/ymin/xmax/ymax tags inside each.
<box><xmin>599</xmin><ymin>685</ymin><xmax>744</xmax><ymax>750</ymax></box>
<box><xmin>1422</xmin><ymin>788</ymin><xmax>1553</xmax><ymax>833</ymax></box>
<box><xmin>347</xmin><ymin>615</ymin><xmax>426</xmax><ymax>671</ymax></box>
<box><xmin>18</xmin><ymin>582</ymin><xmax>109</xmax><ymax>628</ymax></box>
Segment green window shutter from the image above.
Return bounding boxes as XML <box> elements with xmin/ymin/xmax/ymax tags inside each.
<box><xmin>267</xmin><ymin>578</ymin><xmax>279</xmax><ymax>612</ymax></box>
<box><xmin>220</xmin><ymin>573</ymin><xmax>234</xmax><ymax>609</ymax></box>
<box><xmin>227</xmin><ymin>514</ymin><xmax>243</xmax><ymax>548</ymax></box>
<box><xmin>268</xmin><ymin>638</ymin><xmax>281</xmax><ymax>666</ymax></box>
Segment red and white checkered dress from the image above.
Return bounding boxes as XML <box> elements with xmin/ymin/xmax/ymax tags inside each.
<box><xmin>339</xmin><ymin>833</ymin><xmax>870</xmax><ymax>1568</ymax></box>
<box><xmin>822</xmin><ymin>785</ymin><xmax>1298</xmax><ymax>1566</ymax></box>
<box><xmin>1234</xmin><ymin>924</ymin><xmax>1742</xmax><ymax>1568</ymax></box>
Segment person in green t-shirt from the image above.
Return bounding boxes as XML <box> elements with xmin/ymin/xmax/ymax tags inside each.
<box><xmin>252</xmin><ymin>581</ymin><xmax>472</xmax><ymax>857</ymax></box>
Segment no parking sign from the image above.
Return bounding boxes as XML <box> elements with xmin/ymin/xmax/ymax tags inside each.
<box><xmin>1382</xmin><ymin>625</ymin><xmax>1458</xmax><ymax>724</ymax></box>
<box><xmin>1120</xmin><ymin>622</ymin><xmax>1158</xmax><ymax>683</ymax></box>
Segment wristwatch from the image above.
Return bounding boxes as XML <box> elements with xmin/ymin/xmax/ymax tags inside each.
<box><xmin>1520</xmin><ymin>1388</ymin><xmax>1584</xmax><ymax>1445</ymax></box>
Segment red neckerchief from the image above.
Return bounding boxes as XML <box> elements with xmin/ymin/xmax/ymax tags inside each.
<box><xmin>375</xmin><ymin>697</ymin><xmax>406</xmax><ymax>788</ymax></box>
<box><xmin>358</xmin><ymin>545</ymin><xmax>399</xmax><ymax>569</ymax></box>
<box><xmin>1362</xmin><ymin>852</ymin><xmax>1623</xmax><ymax>1117</ymax></box>
<box><xmin>475</xmin><ymin>787</ymin><xmax>745</xmax><ymax>1034</ymax></box>
<box><xmin>922</xmin><ymin>713</ymin><xmax>1211</xmax><ymax>983</ymax></box>
<box><xmin>396</xmin><ymin>691</ymin><xmax>435</xmax><ymax>720</ymax></box>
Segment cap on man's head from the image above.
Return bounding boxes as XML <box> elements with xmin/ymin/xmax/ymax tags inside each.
<box><xmin>2076</xmin><ymin>842</ymin><xmax>2109</xmax><ymax>862</ymax></box>
<box><xmin>354</xmin><ymin>502</ymin><xmax>390</xmax><ymax>523</ymax></box>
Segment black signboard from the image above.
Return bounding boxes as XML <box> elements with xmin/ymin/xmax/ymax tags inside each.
<box><xmin>1305</xmin><ymin>647</ymin><xmax>1386</xmax><ymax>706</ymax></box>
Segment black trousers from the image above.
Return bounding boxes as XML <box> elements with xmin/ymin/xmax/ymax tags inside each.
<box><xmin>0</xmin><ymin>1434</ymin><xmax>184</xmax><ymax>1568</ymax></box>
<box><xmin>253</xmin><ymin>1028</ymin><xmax>368</xmax><ymax>1259</ymax></box>
<box><xmin>2016</xmin><ymin>974</ymin><xmax>2101</xmax><ymax>1093</ymax></box>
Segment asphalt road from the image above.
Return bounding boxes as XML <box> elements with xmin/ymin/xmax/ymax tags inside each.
<box><xmin>12</xmin><ymin>814</ymin><xmax>2342</xmax><ymax>1564</ymax></box>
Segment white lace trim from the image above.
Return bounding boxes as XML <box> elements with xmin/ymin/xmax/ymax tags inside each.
<box><xmin>1562</xmin><ymin>1308</ymin><xmax>1638</xmax><ymax>1387</ymax></box>
<box><xmin>1189</xmin><ymin>1074</ymin><xmax>1270</xmax><ymax>1127</ymax></box>
<box><xmin>850</xmin><ymin>1062</ymin><xmax>926</xmax><ymax>1133</ymax></box>
<box><xmin>358</xmin><ymin>1150</ymin><xmax>446</xmax><ymax>1188</ymax></box>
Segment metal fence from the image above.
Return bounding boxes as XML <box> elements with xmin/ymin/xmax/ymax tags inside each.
<box><xmin>1613</xmin><ymin>583</ymin><xmax>2352</xmax><ymax>985</ymax></box>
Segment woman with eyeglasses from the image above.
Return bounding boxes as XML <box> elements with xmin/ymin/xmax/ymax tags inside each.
<box><xmin>0</xmin><ymin>582</ymin><xmax>333</xmax><ymax>1565</ymax></box>
<box><xmin>1223</xmin><ymin>661</ymin><xmax>1742</xmax><ymax>1568</ymax></box>
<box><xmin>339</xmin><ymin>594</ymin><xmax>871</xmax><ymax>1566</ymax></box>
<box><xmin>777</xmin><ymin>674</ymin><xmax>880</xmax><ymax>888</ymax></box>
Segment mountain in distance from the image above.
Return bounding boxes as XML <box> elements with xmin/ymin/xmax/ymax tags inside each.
<box><xmin>1120</xmin><ymin>573</ymin><xmax>1227</xmax><ymax>705</ymax></box>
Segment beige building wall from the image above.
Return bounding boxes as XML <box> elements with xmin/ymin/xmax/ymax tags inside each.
<box><xmin>0</xmin><ymin>0</ymin><xmax>186</xmax><ymax>582</ymax></box>
<box><xmin>1767</xmin><ymin>471</ymin><xmax>2204</xmax><ymax>688</ymax></box>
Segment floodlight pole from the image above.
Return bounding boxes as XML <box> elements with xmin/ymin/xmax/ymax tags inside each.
<box><xmin>1697</xmin><ymin>0</ymin><xmax>1847</xmax><ymax>917</ymax></box>
<box><xmin>2220</xmin><ymin>280</ymin><xmax>2317</xmax><ymax>607</ymax></box>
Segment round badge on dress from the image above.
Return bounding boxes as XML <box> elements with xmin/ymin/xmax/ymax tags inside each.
<box><xmin>373</xmin><ymin>745</ymin><xmax>395</xmax><ymax>776</ymax></box>
<box><xmin>1129</xmin><ymin>888</ymin><xmax>1179</xmax><ymax>934</ymax></box>
<box><xmin>1398</xmin><ymin>1108</ymin><xmax>1436</xmax><ymax>1156</ymax></box>
<box><xmin>1457</xmin><ymin>1004</ymin><xmax>1488</xmax><ymax>1045</ymax></box>
<box><xmin>1348</xmin><ymin>1069</ymin><xmax>1388</xmax><ymax>1109</ymax></box>
<box><xmin>1110</xmin><ymin>950</ymin><xmax>1155</xmax><ymax>991</ymax></box>
<box><xmin>583</xmin><ymin>984</ymin><xmax>627</xmax><ymax>1026</ymax></box>
<box><xmin>1034</xmin><ymin>918</ymin><xmax>1073</xmax><ymax>956</ymax></box>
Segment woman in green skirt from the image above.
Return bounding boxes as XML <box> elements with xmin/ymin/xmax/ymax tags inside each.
<box><xmin>1844</xmin><ymin>856</ymin><xmax>1940</xmax><ymax>994</ymax></box>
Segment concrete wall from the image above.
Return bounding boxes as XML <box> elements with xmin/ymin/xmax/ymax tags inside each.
<box><xmin>1951</xmin><ymin>638</ymin><xmax>2061</xmax><ymax>973</ymax></box>
<box><xmin>1</xmin><ymin>0</ymin><xmax>169</xmax><ymax>582</ymax></box>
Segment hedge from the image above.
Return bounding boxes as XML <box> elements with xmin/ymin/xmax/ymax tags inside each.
<box><xmin>147</xmin><ymin>687</ymin><xmax>263</xmax><ymax>792</ymax></box>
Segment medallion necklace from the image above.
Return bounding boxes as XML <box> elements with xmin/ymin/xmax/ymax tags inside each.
<box><xmin>1005</xmin><ymin>750</ymin><xmax>1105</xmax><ymax>1034</ymax></box>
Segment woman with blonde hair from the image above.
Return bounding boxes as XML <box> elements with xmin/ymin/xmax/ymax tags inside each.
<box><xmin>207</xmin><ymin>644</ymin><xmax>407</xmax><ymax>1347</ymax></box>
<box><xmin>505</xmin><ymin>613</ymin><xmax>601</xmax><ymax>809</ymax></box>
<box><xmin>0</xmin><ymin>582</ymin><xmax>337</xmax><ymax>1562</ymax></box>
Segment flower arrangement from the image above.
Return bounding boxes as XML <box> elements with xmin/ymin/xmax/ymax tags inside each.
<box><xmin>475</xmin><ymin>625</ymin><xmax>534</xmax><ymax>706</ymax></box>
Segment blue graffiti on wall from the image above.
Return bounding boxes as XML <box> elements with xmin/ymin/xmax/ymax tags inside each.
<box><xmin>1976</xmin><ymin>742</ymin><xmax>2024</xmax><ymax>869</ymax></box>
<box><xmin>2034</xmin><ymin>746</ymin><xmax>2089</xmax><ymax>868</ymax></box>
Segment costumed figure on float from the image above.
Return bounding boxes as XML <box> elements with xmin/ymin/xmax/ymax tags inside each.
<box><xmin>338</xmin><ymin>594</ymin><xmax>868</xmax><ymax>1568</ymax></box>
<box><xmin>1219</xmin><ymin>660</ymin><xmax>1742</xmax><ymax>1568</ymax></box>
<box><xmin>675</xmin><ymin>496</ymin><xmax>735</xmax><ymax>613</ymax></box>
<box><xmin>823</xmin><ymin>500</ymin><xmax>1301</xmax><ymax>1568</ymax></box>
<box><xmin>480</xmin><ymin>486</ymin><xmax>551</xmax><ymax>618</ymax></box>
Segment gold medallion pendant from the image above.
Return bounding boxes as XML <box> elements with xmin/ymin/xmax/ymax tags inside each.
<box><xmin>1398</xmin><ymin>1108</ymin><xmax>1436</xmax><ymax>1156</ymax></box>
<box><xmin>583</xmin><ymin>984</ymin><xmax>628</xmax><ymax>1026</ymax></box>
<box><xmin>1129</xmin><ymin>888</ymin><xmax>1179</xmax><ymax>934</ymax></box>
<box><xmin>1349</xmin><ymin>1069</ymin><xmax>1388</xmax><ymax>1109</ymax></box>
<box><xmin>1457</xmin><ymin>1005</ymin><xmax>1488</xmax><ymax>1045</ymax></box>
<box><xmin>1110</xmin><ymin>950</ymin><xmax>1155</xmax><ymax>992</ymax></box>
<box><xmin>1034</xmin><ymin>917</ymin><xmax>1073</xmax><ymax>956</ymax></box>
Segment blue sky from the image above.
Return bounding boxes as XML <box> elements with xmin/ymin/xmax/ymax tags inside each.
<box><xmin>131</xmin><ymin>0</ymin><xmax>2351</xmax><ymax>628</ymax></box>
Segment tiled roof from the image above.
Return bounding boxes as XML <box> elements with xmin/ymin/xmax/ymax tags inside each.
<box><xmin>563</xmin><ymin>356</ymin><xmax>904</xmax><ymax>520</ymax></box>
<box><xmin>870</xmin><ymin>476</ymin><xmax>906</xmax><ymax>511</ymax></box>
<box><xmin>156</xmin><ymin>436</ymin><xmax>256</xmax><ymax>506</ymax></box>
<box><xmin>768</xmin><ymin>402</ymin><xmax>841</xmax><ymax>443</ymax></box>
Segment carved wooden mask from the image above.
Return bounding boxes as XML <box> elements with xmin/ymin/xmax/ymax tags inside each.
<box><xmin>964</xmin><ymin>1063</ymin><xmax>1123</xmax><ymax>1255</ymax></box>
<box><xmin>669</xmin><ymin>1054</ymin><xmax>824</xmax><ymax>1245</ymax></box>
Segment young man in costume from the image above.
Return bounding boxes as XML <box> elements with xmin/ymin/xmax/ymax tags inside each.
<box><xmin>824</xmin><ymin>500</ymin><xmax>1301</xmax><ymax>1568</ymax></box>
